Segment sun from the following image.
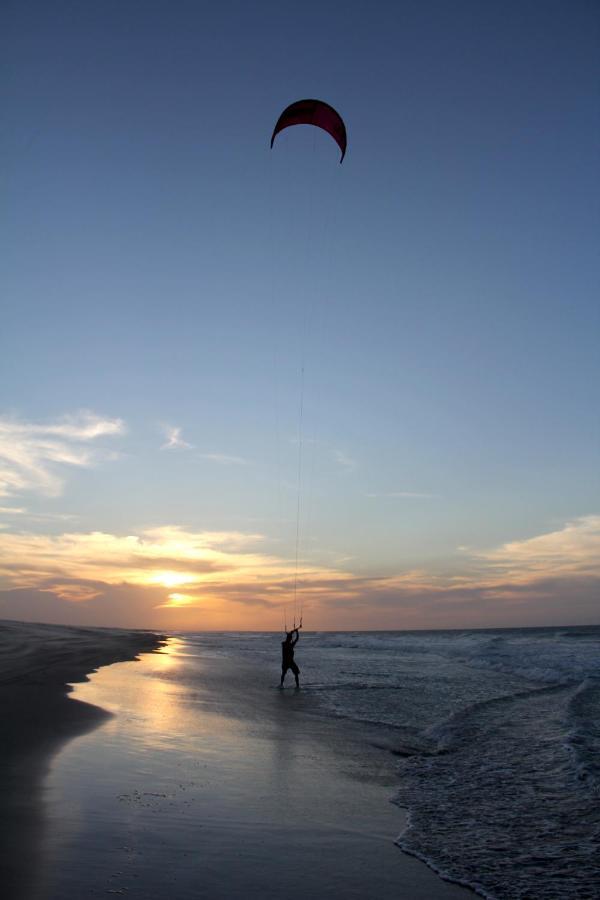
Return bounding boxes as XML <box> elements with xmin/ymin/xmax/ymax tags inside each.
<box><xmin>150</xmin><ymin>571</ymin><xmax>194</xmax><ymax>589</ymax></box>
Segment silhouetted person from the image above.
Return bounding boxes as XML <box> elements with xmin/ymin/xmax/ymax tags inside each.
<box><xmin>280</xmin><ymin>627</ymin><xmax>300</xmax><ymax>688</ymax></box>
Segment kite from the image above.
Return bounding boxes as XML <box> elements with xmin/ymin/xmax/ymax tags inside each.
<box><xmin>270</xmin><ymin>99</ymin><xmax>347</xmax><ymax>162</ymax></box>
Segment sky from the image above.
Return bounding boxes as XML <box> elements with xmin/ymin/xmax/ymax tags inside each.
<box><xmin>1</xmin><ymin>0</ymin><xmax>599</xmax><ymax>630</ymax></box>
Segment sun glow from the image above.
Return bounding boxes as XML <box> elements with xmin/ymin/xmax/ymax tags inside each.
<box><xmin>150</xmin><ymin>571</ymin><xmax>195</xmax><ymax>589</ymax></box>
<box><xmin>166</xmin><ymin>592</ymin><xmax>197</xmax><ymax>606</ymax></box>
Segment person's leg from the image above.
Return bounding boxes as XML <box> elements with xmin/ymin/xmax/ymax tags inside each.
<box><xmin>291</xmin><ymin>661</ymin><xmax>300</xmax><ymax>688</ymax></box>
<box><xmin>280</xmin><ymin>664</ymin><xmax>287</xmax><ymax>687</ymax></box>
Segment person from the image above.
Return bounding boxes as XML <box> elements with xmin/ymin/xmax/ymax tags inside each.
<box><xmin>280</xmin><ymin>626</ymin><xmax>300</xmax><ymax>688</ymax></box>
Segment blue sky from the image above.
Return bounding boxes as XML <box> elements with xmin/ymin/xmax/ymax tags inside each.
<box><xmin>1</xmin><ymin>1</ymin><xmax>598</xmax><ymax>629</ymax></box>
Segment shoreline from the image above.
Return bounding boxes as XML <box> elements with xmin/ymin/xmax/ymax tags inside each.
<box><xmin>0</xmin><ymin>619</ymin><xmax>165</xmax><ymax>900</ymax></box>
<box><xmin>2</xmin><ymin>623</ymin><xmax>473</xmax><ymax>899</ymax></box>
<box><xmin>42</xmin><ymin>634</ymin><xmax>472</xmax><ymax>899</ymax></box>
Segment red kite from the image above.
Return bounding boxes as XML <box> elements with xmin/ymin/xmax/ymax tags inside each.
<box><xmin>270</xmin><ymin>99</ymin><xmax>347</xmax><ymax>163</ymax></box>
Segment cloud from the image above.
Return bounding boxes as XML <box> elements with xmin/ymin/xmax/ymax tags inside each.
<box><xmin>0</xmin><ymin>585</ymin><xmax>169</xmax><ymax>629</ymax></box>
<box><xmin>287</xmin><ymin>440</ymin><xmax>356</xmax><ymax>474</ymax></box>
<box><xmin>0</xmin><ymin>411</ymin><xmax>125</xmax><ymax>498</ymax></box>
<box><xmin>332</xmin><ymin>449</ymin><xmax>357</xmax><ymax>472</ymax></box>
<box><xmin>474</xmin><ymin>515</ymin><xmax>600</xmax><ymax>582</ymax></box>
<box><xmin>0</xmin><ymin>525</ymin><xmax>353</xmax><ymax>612</ymax></box>
<box><xmin>0</xmin><ymin>516</ymin><xmax>598</xmax><ymax>630</ymax></box>
<box><xmin>160</xmin><ymin>425</ymin><xmax>193</xmax><ymax>451</ymax></box>
<box><xmin>365</xmin><ymin>491</ymin><xmax>438</xmax><ymax>499</ymax></box>
<box><xmin>0</xmin><ymin>526</ymin><xmax>273</xmax><ymax>597</ymax></box>
<box><xmin>198</xmin><ymin>453</ymin><xmax>248</xmax><ymax>465</ymax></box>
<box><xmin>0</xmin><ymin>506</ymin><xmax>77</xmax><ymax>523</ymax></box>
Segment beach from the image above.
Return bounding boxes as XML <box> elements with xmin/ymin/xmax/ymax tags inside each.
<box><xmin>4</xmin><ymin>624</ymin><xmax>598</xmax><ymax>898</ymax></box>
<box><xmin>1</xmin><ymin>621</ymin><xmax>471</xmax><ymax>900</ymax></box>
<box><xmin>0</xmin><ymin>620</ymin><xmax>165</xmax><ymax>900</ymax></box>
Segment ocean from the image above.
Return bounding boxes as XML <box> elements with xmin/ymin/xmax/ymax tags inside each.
<box><xmin>184</xmin><ymin>626</ymin><xmax>600</xmax><ymax>899</ymax></box>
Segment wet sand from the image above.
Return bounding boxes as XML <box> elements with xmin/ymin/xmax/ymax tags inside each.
<box><xmin>35</xmin><ymin>635</ymin><xmax>472</xmax><ymax>899</ymax></box>
<box><xmin>0</xmin><ymin>620</ymin><xmax>165</xmax><ymax>899</ymax></box>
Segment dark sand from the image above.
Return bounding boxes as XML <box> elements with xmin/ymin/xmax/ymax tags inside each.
<box><xmin>0</xmin><ymin>620</ymin><xmax>164</xmax><ymax>899</ymax></box>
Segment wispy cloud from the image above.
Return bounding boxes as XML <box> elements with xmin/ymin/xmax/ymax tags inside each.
<box><xmin>198</xmin><ymin>453</ymin><xmax>248</xmax><ymax>465</ymax></box>
<box><xmin>474</xmin><ymin>515</ymin><xmax>600</xmax><ymax>582</ymax></box>
<box><xmin>0</xmin><ymin>411</ymin><xmax>125</xmax><ymax>498</ymax></box>
<box><xmin>286</xmin><ymin>440</ymin><xmax>356</xmax><ymax>474</ymax></box>
<box><xmin>160</xmin><ymin>425</ymin><xmax>193</xmax><ymax>451</ymax></box>
<box><xmin>0</xmin><ymin>506</ymin><xmax>78</xmax><ymax>523</ymax></box>
<box><xmin>332</xmin><ymin>449</ymin><xmax>357</xmax><ymax>472</ymax></box>
<box><xmin>365</xmin><ymin>491</ymin><xmax>438</xmax><ymax>499</ymax></box>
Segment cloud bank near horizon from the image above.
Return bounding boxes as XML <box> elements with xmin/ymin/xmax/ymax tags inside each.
<box><xmin>0</xmin><ymin>516</ymin><xmax>598</xmax><ymax>630</ymax></box>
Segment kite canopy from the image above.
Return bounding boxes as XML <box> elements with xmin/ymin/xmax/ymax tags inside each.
<box><xmin>270</xmin><ymin>99</ymin><xmax>347</xmax><ymax>162</ymax></box>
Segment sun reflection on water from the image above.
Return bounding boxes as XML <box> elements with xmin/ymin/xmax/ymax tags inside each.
<box><xmin>66</xmin><ymin>636</ymin><xmax>240</xmax><ymax>756</ymax></box>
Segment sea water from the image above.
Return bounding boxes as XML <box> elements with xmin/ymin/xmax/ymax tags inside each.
<box><xmin>183</xmin><ymin>627</ymin><xmax>600</xmax><ymax>899</ymax></box>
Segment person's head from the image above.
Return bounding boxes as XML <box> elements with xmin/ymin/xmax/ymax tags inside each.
<box><xmin>284</xmin><ymin>630</ymin><xmax>293</xmax><ymax>642</ymax></box>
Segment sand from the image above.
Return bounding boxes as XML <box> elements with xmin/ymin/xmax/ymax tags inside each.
<box><xmin>1</xmin><ymin>624</ymin><xmax>472</xmax><ymax>899</ymax></box>
<box><xmin>0</xmin><ymin>619</ymin><xmax>165</xmax><ymax>899</ymax></box>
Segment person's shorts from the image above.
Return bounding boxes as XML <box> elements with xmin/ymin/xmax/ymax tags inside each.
<box><xmin>282</xmin><ymin>661</ymin><xmax>300</xmax><ymax>675</ymax></box>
